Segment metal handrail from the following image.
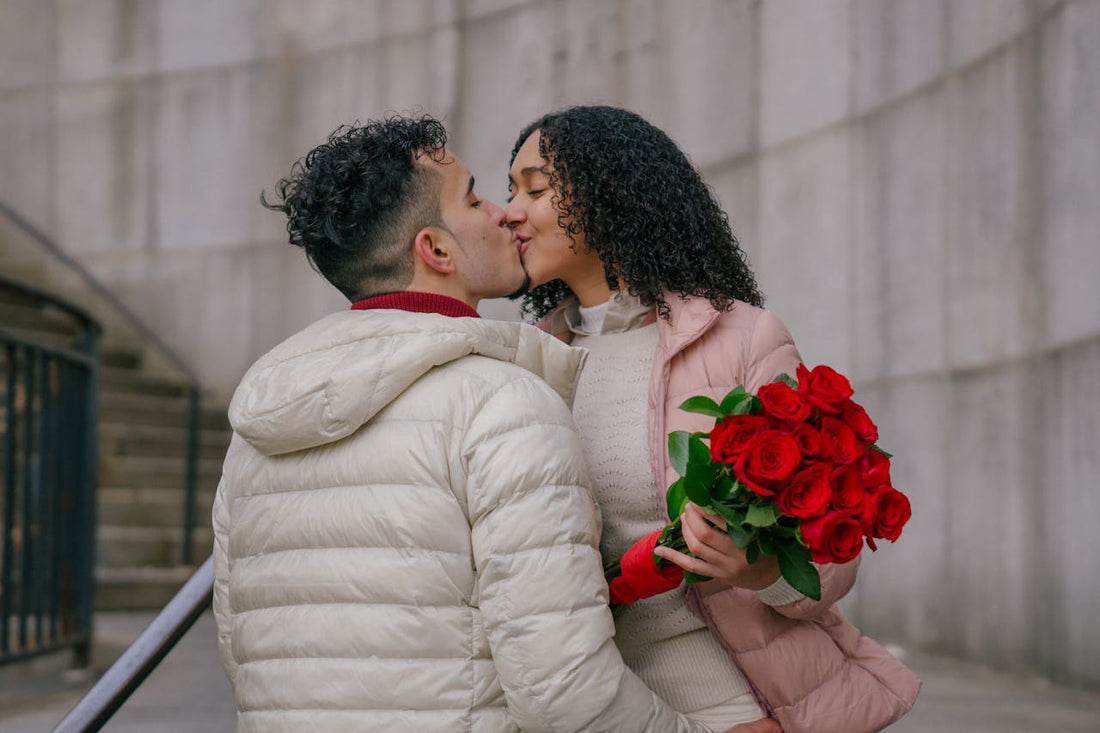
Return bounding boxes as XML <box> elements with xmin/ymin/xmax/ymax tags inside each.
<box><xmin>1</xmin><ymin>281</ymin><xmax>100</xmax><ymax>669</ymax></box>
<box><xmin>0</xmin><ymin>273</ymin><xmax>99</xmax><ymax>335</ymax></box>
<box><xmin>0</xmin><ymin>201</ymin><xmax>203</xmax><ymax>564</ymax></box>
<box><xmin>0</xmin><ymin>202</ymin><xmax>197</xmax><ymax>385</ymax></box>
<box><xmin>52</xmin><ymin>556</ymin><xmax>214</xmax><ymax>732</ymax></box>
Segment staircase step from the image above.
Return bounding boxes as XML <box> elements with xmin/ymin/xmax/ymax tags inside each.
<box><xmin>94</xmin><ymin>565</ymin><xmax>199</xmax><ymax>611</ymax></box>
<box><xmin>98</xmin><ymin>454</ymin><xmax>225</xmax><ymax>493</ymax></box>
<box><xmin>99</xmin><ymin>391</ymin><xmax>230</xmax><ymax>430</ymax></box>
<box><xmin>99</xmin><ymin>341</ymin><xmax>145</xmax><ymax>370</ymax></box>
<box><xmin>96</xmin><ymin>525</ymin><xmax>214</xmax><ymax>567</ymax></box>
<box><xmin>0</xmin><ymin>323</ymin><xmax>81</xmax><ymax>352</ymax></box>
<box><xmin>98</xmin><ymin>487</ymin><xmax>216</xmax><ymax>528</ymax></box>
<box><xmin>0</xmin><ymin>299</ymin><xmax>80</xmax><ymax>337</ymax></box>
<box><xmin>2</xmin><ymin>271</ymin><xmax>232</xmax><ymax>609</ymax></box>
<box><xmin>99</xmin><ymin>422</ymin><xmax>231</xmax><ymax>461</ymax></box>
<box><xmin>99</xmin><ymin>365</ymin><xmax>195</xmax><ymax>398</ymax></box>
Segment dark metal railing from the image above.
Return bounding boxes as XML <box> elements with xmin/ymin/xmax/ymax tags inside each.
<box><xmin>52</xmin><ymin>556</ymin><xmax>214</xmax><ymax>732</ymax></box>
<box><xmin>0</xmin><ymin>275</ymin><xmax>100</xmax><ymax>668</ymax></box>
<box><xmin>0</xmin><ymin>200</ymin><xmax>203</xmax><ymax>565</ymax></box>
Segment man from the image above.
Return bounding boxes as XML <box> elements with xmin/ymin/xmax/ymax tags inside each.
<box><xmin>212</xmin><ymin>116</ymin><xmax>719</xmax><ymax>731</ymax></box>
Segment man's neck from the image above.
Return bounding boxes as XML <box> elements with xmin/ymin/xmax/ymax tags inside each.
<box><xmin>350</xmin><ymin>291</ymin><xmax>480</xmax><ymax>318</ymax></box>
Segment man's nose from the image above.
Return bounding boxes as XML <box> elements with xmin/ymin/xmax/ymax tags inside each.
<box><xmin>483</xmin><ymin>199</ymin><xmax>506</xmax><ymax>226</ymax></box>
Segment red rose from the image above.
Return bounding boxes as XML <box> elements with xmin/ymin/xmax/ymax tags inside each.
<box><xmin>839</xmin><ymin>400</ymin><xmax>878</xmax><ymax>444</ymax></box>
<box><xmin>608</xmin><ymin>530</ymin><xmax>684</xmax><ymax>604</ymax></box>
<box><xmin>775</xmin><ymin>463</ymin><xmax>831</xmax><ymax>518</ymax></box>
<box><xmin>758</xmin><ymin>382</ymin><xmax>811</xmax><ymax>424</ymax></box>
<box><xmin>860</xmin><ymin>448</ymin><xmax>892</xmax><ymax>488</ymax></box>
<box><xmin>710</xmin><ymin>415</ymin><xmax>769</xmax><ymax>464</ymax></box>
<box><xmin>791</xmin><ymin>423</ymin><xmax>823</xmax><ymax>462</ymax></box>
<box><xmin>871</xmin><ymin>487</ymin><xmax>911</xmax><ymax>541</ymax></box>
<box><xmin>734</xmin><ymin>431</ymin><xmax>802</xmax><ymax>496</ymax></box>
<box><xmin>796</xmin><ymin>364</ymin><xmax>854</xmax><ymax>414</ymax></box>
<box><xmin>800</xmin><ymin>511</ymin><xmax>864</xmax><ymax>564</ymax></box>
<box><xmin>830</xmin><ymin>464</ymin><xmax>866</xmax><ymax>514</ymax></box>
<box><xmin>819</xmin><ymin>417</ymin><xmax>861</xmax><ymax>465</ymax></box>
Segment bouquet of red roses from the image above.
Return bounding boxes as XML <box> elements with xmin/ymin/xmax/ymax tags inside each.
<box><xmin>606</xmin><ymin>363</ymin><xmax>911</xmax><ymax>603</ymax></box>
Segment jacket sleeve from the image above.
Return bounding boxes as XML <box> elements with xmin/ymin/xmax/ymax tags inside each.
<box><xmin>211</xmin><ymin>472</ymin><xmax>238</xmax><ymax>687</ymax></box>
<box><xmin>465</xmin><ymin>377</ymin><xmax>709</xmax><ymax>733</ymax></box>
<box><xmin>764</xmin><ymin>557</ymin><xmax>861</xmax><ymax>621</ymax></box>
<box><xmin>743</xmin><ymin>308</ymin><xmax>803</xmax><ymax>394</ymax></box>
<box><xmin>742</xmin><ymin>307</ymin><xmax>861</xmax><ymax>616</ymax></box>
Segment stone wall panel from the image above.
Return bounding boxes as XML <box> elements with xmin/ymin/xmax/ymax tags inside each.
<box><xmin>758</xmin><ymin>128</ymin><xmax>854</xmax><ymax>372</ymax></box>
<box><xmin>943</xmin><ymin>47</ymin><xmax>1031</xmax><ymax>369</ymax></box>
<box><xmin>759</xmin><ymin>0</ymin><xmax>854</xmax><ymax>148</ymax></box>
<box><xmin>1038</xmin><ymin>0</ymin><xmax>1100</xmax><ymax>348</ymax></box>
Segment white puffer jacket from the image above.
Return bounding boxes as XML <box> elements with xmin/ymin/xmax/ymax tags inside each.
<box><xmin>212</xmin><ymin>309</ymin><xmax>707</xmax><ymax>732</ymax></box>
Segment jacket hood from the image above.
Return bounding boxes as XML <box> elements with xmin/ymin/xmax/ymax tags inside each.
<box><xmin>228</xmin><ymin>310</ymin><xmax>587</xmax><ymax>456</ymax></box>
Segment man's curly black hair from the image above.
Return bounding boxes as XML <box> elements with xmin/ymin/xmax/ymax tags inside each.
<box><xmin>262</xmin><ymin>116</ymin><xmax>448</xmax><ymax>300</ymax></box>
<box><xmin>510</xmin><ymin>105</ymin><xmax>763</xmax><ymax>320</ymax></box>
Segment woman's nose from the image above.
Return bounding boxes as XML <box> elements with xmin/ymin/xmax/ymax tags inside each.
<box><xmin>504</xmin><ymin>198</ymin><xmax>526</xmax><ymax>225</ymax></box>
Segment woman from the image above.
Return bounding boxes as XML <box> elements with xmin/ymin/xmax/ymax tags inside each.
<box><xmin>504</xmin><ymin>105</ymin><xmax>919</xmax><ymax>733</ymax></box>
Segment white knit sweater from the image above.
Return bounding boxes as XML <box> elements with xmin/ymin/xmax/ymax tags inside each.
<box><xmin>569</xmin><ymin>296</ymin><xmax>764</xmax><ymax>724</ymax></box>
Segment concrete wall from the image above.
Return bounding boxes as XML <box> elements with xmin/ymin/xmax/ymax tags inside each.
<box><xmin>2</xmin><ymin>0</ymin><xmax>1098</xmax><ymax>687</ymax></box>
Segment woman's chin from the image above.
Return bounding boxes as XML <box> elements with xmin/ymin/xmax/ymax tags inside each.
<box><xmin>520</xmin><ymin>264</ymin><xmax>555</xmax><ymax>290</ymax></box>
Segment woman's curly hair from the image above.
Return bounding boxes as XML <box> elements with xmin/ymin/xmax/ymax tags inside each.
<box><xmin>262</xmin><ymin>115</ymin><xmax>447</xmax><ymax>300</ymax></box>
<box><xmin>510</xmin><ymin>105</ymin><xmax>763</xmax><ymax>320</ymax></box>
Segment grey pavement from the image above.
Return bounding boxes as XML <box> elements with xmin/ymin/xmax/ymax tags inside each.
<box><xmin>2</xmin><ymin>611</ymin><xmax>1099</xmax><ymax>732</ymax></box>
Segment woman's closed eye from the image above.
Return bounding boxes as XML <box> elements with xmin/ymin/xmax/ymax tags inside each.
<box><xmin>507</xmin><ymin>188</ymin><xmax>545</xmax><ymax>204</ymax></box>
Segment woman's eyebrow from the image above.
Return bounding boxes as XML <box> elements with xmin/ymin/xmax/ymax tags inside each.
<box><xmin>517</xmin><ymin>165</ymin><xmax>549</xmax><ymax>178</ymax></box>
<box><xmin>508</xmin><ymin>165</ymin><xmax>550</xmax><ymax>189</ymax></box>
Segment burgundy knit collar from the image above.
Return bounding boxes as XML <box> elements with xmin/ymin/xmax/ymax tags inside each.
<box><xmin>350</xmin><ymin>291</ymin><xmax>480</xmax><ymax>319</ymax></box>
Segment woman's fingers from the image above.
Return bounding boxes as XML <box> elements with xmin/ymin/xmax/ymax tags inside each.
<box><xmin>686</xmin><ymin>501</ymin><xmax>727</xmax><ymax>530</ymax></box>
<box><xmin>681</xmin><ymin>503</ymin><xmax>735</xmax><ymax>563</ymax></box>
<box><xmin>679</xmin><ymin>507</ymin><xmax>722</xmax><ymax>563</ymax></box>
<box><xmin>659</xmin><ymin>502</ymin><xmax>785</xmax><ymax>590</ymax></box>
<box><xmin>652</xmin><ymin>545</ymin><xmax>720</xmax><ymax>577</ymax></box>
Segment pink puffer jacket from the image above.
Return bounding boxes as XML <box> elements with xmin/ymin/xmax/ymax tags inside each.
<box><xmin>540</xmin><ymin>295</ymin><xmax>920</xmax><ymax>733</ymax></box>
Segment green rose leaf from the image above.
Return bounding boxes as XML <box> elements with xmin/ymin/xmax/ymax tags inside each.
<box><xmin>726</xmin><ymin>520</ymin><xmax>756</xmax><ymax>549</ymax></box>
<box><xmin>688</xmin><ymin>434</ymin><xmax>711</xmax><ymax>465</ymax></box>
<box><xmin>774</xmin><ymin>372</ymin><xmax>798</xmax><ymax>389</ymax></box>
<box><xmin>732</xmin><ymin>395</ymin><xmax>761</xmax><ymax>416</ymax></box>
<box><xmin>684</xmin><ymin>570</ymin><xmax>712</xmax><ymax>584</ymax></box>
<box><xmin>745</xmin><ymin>502</ymin><xmax>780</xmax><ymax>528</ymax></box>
<box><xmin>729</xmin><ymin>478</ymin><xmax>752</xmax><ymax>503</ymax></box>
<box><xmin>679</xmin><ymin>396</ymin><xmax>723</xmax><ymax>418</ymax></box>
<box><xmin>669</xmin><ymin>431</ymin><xmax>691</xmax><ymax>476</ymax></box>
<box><xmin>685</xmin><ymin>461</ymin><xmax>719</xmax><ymax>506</ymax></box>
<box><xmin>745</xmin><ymin>541</ymin><xmax>760</xmax><ymax>564</ymax></box>
<box><xmin>666</xmin><ymin>478</ymin><xmax>688</xmax><ymax>521</ymax></box>
<box><xmin>712</xmin><ymin>500</ymin><xmax>746</xmax><ymax>526</ymax></box>
<box><xmin>756</xmin><ymin>531</ymin><xmax>776</xmax><ymax>556</ymax></box>
<box><xmin>775</xmin><ymin>540</ymin><xmax>821</xmax><ymax>600</ymax></box>
<box><xmin>713</xmin><ymin>473</ymin><xmax>737</xmax><ymax>501</ymax></box>
<box><xmin>718</xmin><ymin>387</ymin><xmax>749</xmax><ymax>415</ymax></box>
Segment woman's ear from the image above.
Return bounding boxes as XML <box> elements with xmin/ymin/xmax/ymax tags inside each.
<box><xmin>413</xmin><ymin>228</ymin><xmax>456</xmax><ymax>275</ymax></box>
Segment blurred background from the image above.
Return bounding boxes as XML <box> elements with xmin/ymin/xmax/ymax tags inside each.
<box><xmin>1</xmin><ymin>0</ymin><xmax>1098</xmax><ymax>720</ymax></box>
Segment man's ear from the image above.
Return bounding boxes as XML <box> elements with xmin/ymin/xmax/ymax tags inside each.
<box><xmin>412</xmin><ymin>228</ymin><xmax>456</xmax><ymax>275</ymax></box>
